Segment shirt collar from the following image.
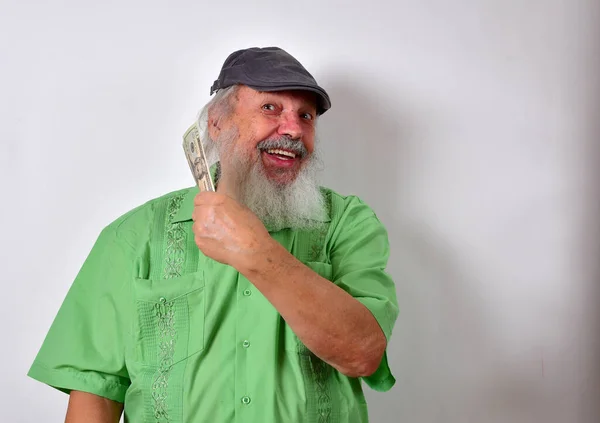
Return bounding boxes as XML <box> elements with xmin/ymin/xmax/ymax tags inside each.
<box><xmin>171</xmin><ymin>163</ymin><xmax>331</xmax><ymax>226</ymax></box>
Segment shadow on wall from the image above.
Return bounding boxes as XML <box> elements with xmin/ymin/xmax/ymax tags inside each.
<box><xmin>581</xmin><ymin>35</ymin><xmax>600</xmax><ymax>422</ymax></box>
<box><xmin>315</xmin><ymin>68</ymin><xmax>557</xmax><ymax>422</ymax></box>
<box><xmin>316</xmin><ymin>68</ymin><xmax>412</xmax><ymax>220</ymax></box>
<box><xmin>314</xmin><ymin>69</ymin><xmax>487</xmax><ymax>419</ymax></box>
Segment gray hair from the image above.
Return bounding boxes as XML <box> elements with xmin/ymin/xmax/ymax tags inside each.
<box><xmin>196</xmin><ymin>85</ymin><xmax>240</xmax><ymax>167</ymax></box>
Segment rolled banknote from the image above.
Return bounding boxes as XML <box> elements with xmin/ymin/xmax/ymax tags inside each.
<box><xmin>182</xmin><ymin>122</ymin><xmax>215</xmax><ymax>192</ymax></box>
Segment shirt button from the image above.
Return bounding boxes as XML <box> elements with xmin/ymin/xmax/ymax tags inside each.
<box><xmin>159</xmin><ymin>297</ymin><xmax>167</xmax><ymax>303</ymax></box>
<box><xmin>243</xmin><ymin>289</ymin><xmax>252</xmax><ymax>296</ymax></box>
<box><xmin>242</xmin><ymin>340</ymin><xmax>250</xmax><ymax>348</ymax></box>
<box><xmin>241</xmin><ymin>396</ymin><xmax>251</xmax><ymax>405</ymax></box>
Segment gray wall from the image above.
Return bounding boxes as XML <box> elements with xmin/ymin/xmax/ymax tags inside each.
<box><xmin>2</xmin><ymin>0</ymin><xmax>598</xmax><ymax>422</ymax></box>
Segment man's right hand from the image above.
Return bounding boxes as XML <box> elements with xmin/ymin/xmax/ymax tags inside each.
<box><xmin>65</xmin><ymin>391</ymin><xmax>123</xmax><ymax>423</ymax></box>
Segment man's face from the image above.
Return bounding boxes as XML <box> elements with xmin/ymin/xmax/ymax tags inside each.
<box><xmin>216</xmin><ymin>86</ymin><xmax>318</xmax><ymax>185</ymax></box>
<box><xmin>207</xmin><ymin>85</ymin><xmax>325</xmax><ymax>231</ymax></box>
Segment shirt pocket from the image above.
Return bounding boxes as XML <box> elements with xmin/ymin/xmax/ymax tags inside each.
<box><xmin>284</xmin><ymin>261</ymin><xmax>333</xmax><ymax>354</ymax></box>
<box><xmin>132</xmin><ymin>271</ymin><xmax>205</xmax><ymax>366</ymax></box>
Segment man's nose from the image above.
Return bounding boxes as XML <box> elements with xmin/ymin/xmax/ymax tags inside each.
<box><xmin>277</xmin><ymin>113</ymin><xmax>303</xmax><ymax>140</ymax></box>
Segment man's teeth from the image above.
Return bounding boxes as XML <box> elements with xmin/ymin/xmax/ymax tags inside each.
<box><xmin>266</xmin><ymin>149</ymin><xmax>296</xmax><ymax>158</ymax></box>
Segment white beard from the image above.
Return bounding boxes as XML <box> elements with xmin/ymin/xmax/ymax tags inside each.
<box><xmin>233</xmin><ymin>150</ymin><xmax>327</xmax><ymax>232</ymax></box>
<box><xmin>205</xmin><ymin>128</ymin><xmax>327</xmax><ymax>231</ymax></box>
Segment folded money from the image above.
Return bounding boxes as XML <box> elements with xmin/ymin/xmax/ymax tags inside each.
<box><xmin>183</xmin><ymin>122</ymin><xmax>215</xmax><ymax>192</ymax></box>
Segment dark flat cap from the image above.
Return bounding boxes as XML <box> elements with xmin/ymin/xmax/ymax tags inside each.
<box><xmin>210</xmin><ymin>47</ymin><xmax>331</xmax><ymax>115</ymax></box>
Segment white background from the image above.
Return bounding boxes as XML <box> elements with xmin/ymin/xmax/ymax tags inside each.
<box><xmin>2</xmin><ymin>0</ymin><xmax>599</xmax><ymax>422</ymax></box>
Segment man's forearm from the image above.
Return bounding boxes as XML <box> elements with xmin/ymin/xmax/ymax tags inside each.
<box><xmin>65</xmin><ymin>391</ymin><xmax>123</xmax><ymax>423</ymax></box>
<box><xmin>239</xmin><ymin>240</ymin><xmax>386</xmax><ymax>377</ymax></box>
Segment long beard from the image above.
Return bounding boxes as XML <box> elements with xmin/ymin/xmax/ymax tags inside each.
<box><xmin>237</xmin><ymin>150</ymin><xmax>327</xmax><ymax>232</ymax></box>
<box><xmin>217</xmin><ymin>136</ymin><xmax>327</xmax><ymax>232</ymax></box>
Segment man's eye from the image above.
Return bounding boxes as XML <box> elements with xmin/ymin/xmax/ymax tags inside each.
<box><xmin>262</xmin><ymin>104</ymin><xmax>276</xmax><ymax>111</ymax></box>
<box><xmin>301</xmin><ymin>112</ymin><xmax>314</xmax><ymax>121</ymax></box>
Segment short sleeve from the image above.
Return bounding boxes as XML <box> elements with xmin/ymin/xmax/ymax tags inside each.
<box><xmin>28</xmin><ymin>225</ymin><xmax>134</xmax><ymax>402</ymax></box>
<box><xmin>329</xmin><ymin>204</ymin><xmax>399</xmax><ymax>392</ymax></box>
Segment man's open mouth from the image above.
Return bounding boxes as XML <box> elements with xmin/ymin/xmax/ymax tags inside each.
<box><xmin>265</xmin><ymin>149</ymin><xmax>297</xmax><ymax>160</ymax></box>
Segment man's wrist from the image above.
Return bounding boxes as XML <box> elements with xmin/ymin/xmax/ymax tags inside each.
<box><xmin>238</xmin><ymin>237</ymin><xmax>289</xmax><ymax>280</ymax></box>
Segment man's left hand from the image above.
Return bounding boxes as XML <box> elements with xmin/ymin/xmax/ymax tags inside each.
<box><xmin>192</xmin><ymin>192</ymin><xmax>274</xmax><ymax>269</ymax></box>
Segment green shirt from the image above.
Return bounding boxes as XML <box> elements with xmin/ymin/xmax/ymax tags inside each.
<box><xmin>28</xmin><ymin>184</ymin><xmax>399</xmax><ymax>423</ymax></box>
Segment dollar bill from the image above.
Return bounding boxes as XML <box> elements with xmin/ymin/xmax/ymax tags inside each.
<box><xmin>182</xmin><ymin>122</ymin><xmax>215</xmax><ymax>192</ymax></box>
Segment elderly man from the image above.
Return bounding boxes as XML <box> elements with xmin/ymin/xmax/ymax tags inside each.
<box><xmin>28</xmin><ymin>47</ymin><xmax>399</xmax><ymax>423</ymax></box>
